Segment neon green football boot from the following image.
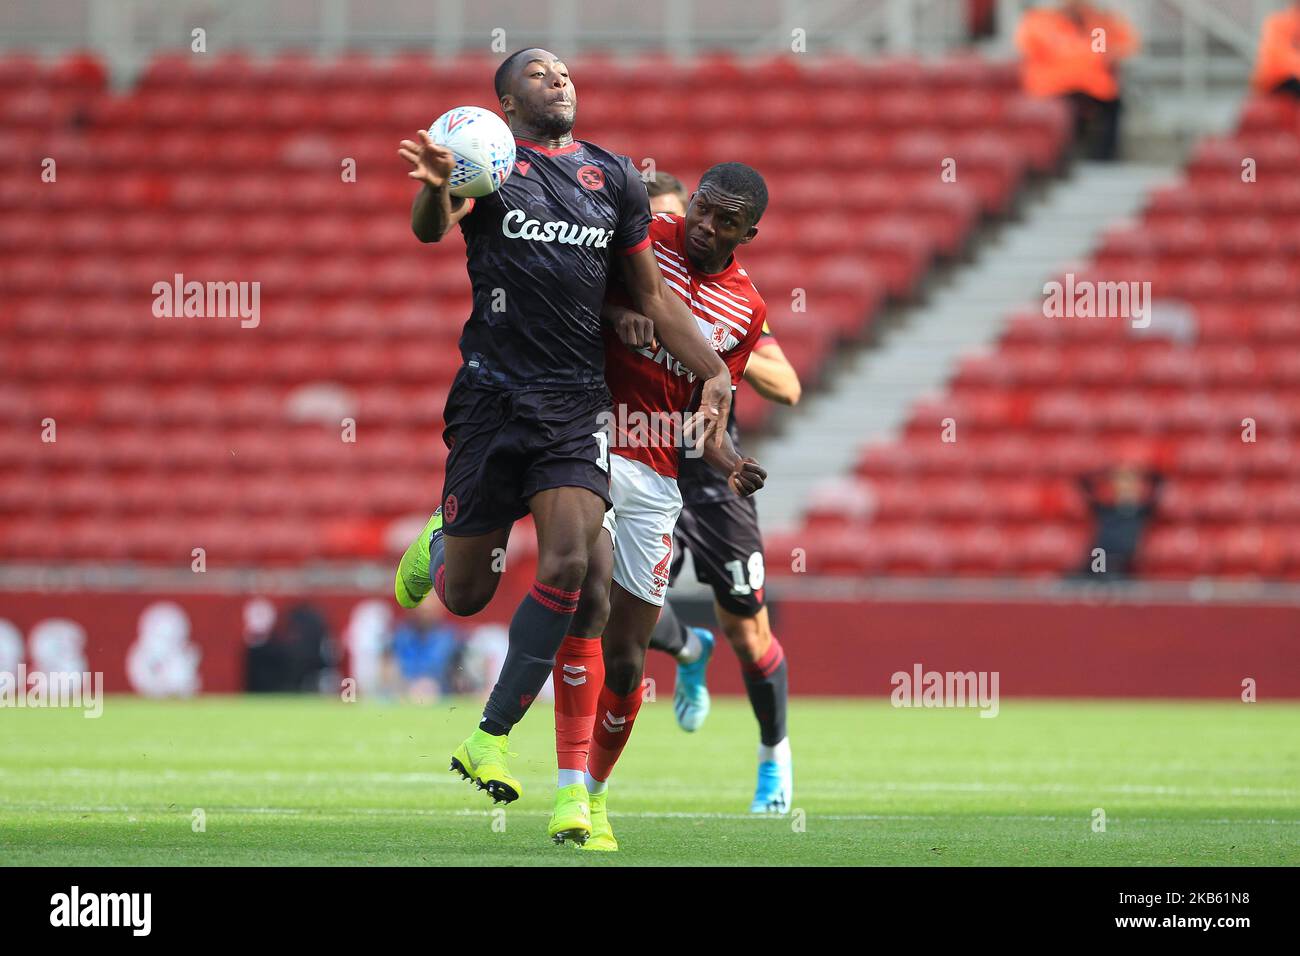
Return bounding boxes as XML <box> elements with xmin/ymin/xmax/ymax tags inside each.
<box><xmin>580</xmin><ymin>788</ymin><xmax>618</xmax><ymax>852</ymax></box>
<box><xmin>394</xmin><ymin>509</ymin><xmax>442</xmax><ymax>608</ymax></box>
<box><xmin>547</xmin><ymin>783</ymin><xmax>592</xmax><ymax>846</ymax></box>
<box><xmin>449</xmin><ymin>728</ymin><xmax>522</xmax><ymax>804</ymax></box>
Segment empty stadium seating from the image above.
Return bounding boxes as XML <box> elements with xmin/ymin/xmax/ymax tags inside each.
<box><xmin>0</xmin><ymin>51</ymin><xmax>1066</xmax><ymax>565</ymax></box>
<box><xmin>777</xmin><ymin>95</ymin><xmax>1300</xmax><ymax>580</ymax></box>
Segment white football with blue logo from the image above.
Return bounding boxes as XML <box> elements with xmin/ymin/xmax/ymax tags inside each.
<box><xmin>429</xmin><ymin>106</ymin><xmax>515</xmax><ymax>198</ymax></box>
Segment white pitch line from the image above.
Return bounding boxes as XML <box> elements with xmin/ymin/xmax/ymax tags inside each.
<box><xmin>0</xmin><ymin>768</ymin><xmax>1294</xmax><ymax>799</ymax></box>
<box><xmin>2</xmin><ymin>770</ymin><xmax>1300</xmax><ymax>801</ymax></box>
<box><xmin>1</xmin><ymin>803</ymin><xmax>1296</xmax><ymax>826</ymax></box>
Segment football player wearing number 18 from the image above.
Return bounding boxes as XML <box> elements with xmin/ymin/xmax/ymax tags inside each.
<box><xmin>547</xmin><ymin>164</ymin><xmax>771</xmax><ymax>850</ymax></box>
<box><xmin>393</xmin><ymin>48</ymin><xmax>732</xmax><ymax>806</ymax></box>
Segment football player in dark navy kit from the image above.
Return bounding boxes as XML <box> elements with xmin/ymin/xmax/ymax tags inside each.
<box><xmin>394</xmin><ymin>49</ymin><xmax>732</xmax><ymax>806</ymax></box>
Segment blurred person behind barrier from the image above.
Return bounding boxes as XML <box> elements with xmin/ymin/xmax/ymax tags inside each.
<box><xmin>1076</xmin><ymin>463</ymin><xmax>1164</xmax><ymax>580</ymax></box>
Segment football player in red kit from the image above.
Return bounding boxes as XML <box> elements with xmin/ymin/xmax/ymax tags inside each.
<box><xmin>547</xmin><ymin>162</ymin><xmax>771</xmax><ymax>849</ymax></box>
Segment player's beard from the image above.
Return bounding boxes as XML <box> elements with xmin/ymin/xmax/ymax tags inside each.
<box><xmin>531</xmin><ymin>105</ymin><xmax>576</xmax><ymax>140</ymax></box>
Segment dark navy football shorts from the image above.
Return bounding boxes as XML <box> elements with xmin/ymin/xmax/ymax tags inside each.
<box><xmin>439</xmin><ymin>374</ymin><xmax>613</xmax><ymax>537</ymax></box>
<box><xmin>669</xmin><ymin>493</ymin><xmax>767</xmax><ymax>617</ymax></box>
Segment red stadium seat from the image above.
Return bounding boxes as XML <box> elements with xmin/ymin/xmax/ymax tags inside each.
<box><xmin>780</xmin><ymin>89</ymin><xmax>1300</xmax><ymax>579</ymax></box>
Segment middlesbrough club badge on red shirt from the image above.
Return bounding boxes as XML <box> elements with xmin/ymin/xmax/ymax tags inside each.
<box><xmin>710</xmin><ymin>322</ymin><xmax>740</xmax><ymax>352</ymax></box>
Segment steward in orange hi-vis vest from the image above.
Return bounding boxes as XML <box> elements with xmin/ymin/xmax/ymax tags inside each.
<box><xmin>1251</xmin><ymin>4</ymin><xmax>1300</xmax><ymax>94</ymax></box>
<box><xmin>1015</xmin><ymin>2</ymin><xmax>1139</xmax><ymax>102</ymax></box>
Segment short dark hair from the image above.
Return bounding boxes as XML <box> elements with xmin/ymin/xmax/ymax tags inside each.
<box><xmin>645</xmin><ymin>171</ymin><xmax>687</xmax><ymax>203</ymax></box>
<box><xmin>698</xmin><ymin>162</ymin><xmax>768</xmax><ymax>226</ymax></box>
<box><xmin>494</xmin><ymin>48</ymin><xmax>535</xmax><ymax>100</ymax></box>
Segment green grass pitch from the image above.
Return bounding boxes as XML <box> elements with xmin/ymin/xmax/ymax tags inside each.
<box><xmin>1</xmin><ymin>695</ymin><xmax>1296</xmax><ymax>866</ymax></box>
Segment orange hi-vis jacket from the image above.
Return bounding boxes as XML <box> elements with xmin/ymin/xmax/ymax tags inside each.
<box><xmin>1016</xmin><ymin>5</ymin><xmax>1139</xmax><ymax>101</ymax></box>
<box><xmin>1252</xmin><ymin>7</ymin><xmax>1300</xmax><ymax>93</ymax></box>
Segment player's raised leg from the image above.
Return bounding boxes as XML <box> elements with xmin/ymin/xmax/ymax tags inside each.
<box><xmin>548</xmin><ymin>523</ymin><xmax>613</xmax><ymax>845</ymax></box>
<box><xmin>395</xmin><ymin>380</ymin><xmax>518</xmax><ymax>617</ymax></box>
<box><xmin>716</xmin><ymin>602</ymin><xmax>792</xmax><ymax>813</ymax></box>
<box><xmin>395</xmin><ymin>509</ymin><xmax>508</xmax><ymax>615</ymax></box>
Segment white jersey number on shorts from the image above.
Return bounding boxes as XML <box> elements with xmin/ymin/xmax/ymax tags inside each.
<box><xmin>725</xmin><ymin>551</ymin><xmax>765</xmax><ymax>596</ymax></box>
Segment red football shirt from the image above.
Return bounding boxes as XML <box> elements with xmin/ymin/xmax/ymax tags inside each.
<box><xmin>603</xmin><ymin>213</ymin><xmax>767</xmax><ymax>479</ymax></box>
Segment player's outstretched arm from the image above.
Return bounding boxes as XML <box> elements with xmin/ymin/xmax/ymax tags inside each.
<box><xmin>399</xmin><ymin>130</ymin><xmax>471</xmax><ymax>242</ymax></box>
<box><xmin>743</xmin><ymin>341</ymin><xmax>802</xmax><ymax>406</ymax></box>
<box><xmin>618</xmin><ymin>248</ymin><xmax>731</xmax><ymax>447</ymax></box>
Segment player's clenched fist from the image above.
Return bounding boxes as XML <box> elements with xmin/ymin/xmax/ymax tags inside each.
<box><xmin>398</xmin><ymin>130</ymin><xmax>456</xmax><ymax>189</ymax></box>
<box><xmin>613</xmin><ymin>308</ymin><xmax>656</xmax><ymax>351</ymax></box>
<box><xmin>728</xmin><ymin>457</ymin><xmax>767</xmax><ymax>497</ymax></box>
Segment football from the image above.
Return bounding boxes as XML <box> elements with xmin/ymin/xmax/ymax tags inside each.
<box><xmin>429</xmin><ymin>105</ymin><xmax>516</xmax><ymax>198</ymax></box>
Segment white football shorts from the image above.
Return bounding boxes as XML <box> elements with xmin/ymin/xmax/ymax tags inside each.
<box><xmin>600</xmin><ymin>453</ymin><xmax>683</xmax><ymax>606</ymax></box>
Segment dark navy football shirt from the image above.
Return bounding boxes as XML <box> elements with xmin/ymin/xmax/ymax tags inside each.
<box><xmin>454</xmin><ymin>136</ymin><xmax>651</xmax><ymax>391</ymax></box>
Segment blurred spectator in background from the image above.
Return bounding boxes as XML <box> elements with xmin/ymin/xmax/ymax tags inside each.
<box><xmin>1016</xmin><ymin>1</ymin><xmax>1139</xmax><ymax>161</ymax></box>
<box><xmin>245</xmin><ymin>601</ymin><xmax>338</xmax><ymax>693</ymax></box>
<box><xmin>342</xmin><ymin>599</ymin><xmax>393</xmax><ymax>701</ymax></box>
<box><xmin>282</xmin><ymin>604</ymin><xmax>339</xmax><ymax>692</ymax></box>
<box><xmin>385</xmin><ymin>600</ymin><xmax>463</xmax><ymax>703</ymax></box>
<box><xmin>1076</xmin><ymin>464</ymin><xmax>1164</xmax><ymax>579</ymax></box>
<box><xmin>455</xmin><ymin>623</ymin><xmax>514</xmax><ymax>698</ymax></box>
<box><xmin>1251</xmin><ymin>0</ymin><xmax>1300</xmax><ymax>98</ymax></box>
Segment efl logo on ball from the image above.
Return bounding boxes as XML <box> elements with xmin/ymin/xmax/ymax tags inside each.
<box><xmin>429</xmin><ymin>106</ymin><xmax>515</xmax><ymax>198</ymax></box>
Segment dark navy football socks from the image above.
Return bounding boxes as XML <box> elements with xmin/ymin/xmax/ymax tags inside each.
<box><xmin>480</xmin><ymin>581</ymin><xmax>581</xmax><ymax>734</ymax></box>
<box><xmin>429</xmin><ymin>522</ymin><xmax>448</xmax><ymax>608</ymax></box>
<box><xmin>648</xmin><ymin>600</ymin><xmax>690</xmax><ymax>657</ymax></box>
<box><xmin>742</xmin><ymin>635</ymin><xmax>788</xmax><ymax>747</ymax></box>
